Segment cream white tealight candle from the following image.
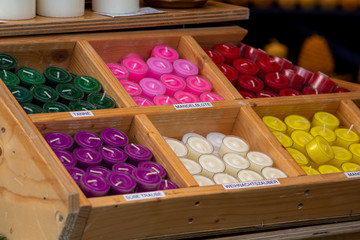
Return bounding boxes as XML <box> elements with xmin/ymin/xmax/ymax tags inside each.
<box><xmin>206</xmin><ymin>132</ymin><xmax>226</xmax><ymax>152</ymax></box>
<box><xmin>262</xmin><ymin>167</ymin><xmax>288</xmax><ymax>179</ymax></box>
<box><xmin>0</xmin><ymin>0</ymin><xmax>36</xmax><ymax>20</ymax></box>
<box><xmin>186</xmin><ymin>136</ymin><xmax>214</xmax><ymax>161</ymax></box>
<box><xmin>247</xmin><ymin>151</ymin><xmax>274</xmax><ymax>173</ymax></box>
<box><xmin>92</xmin><ymin>0</ymin><xmax>139</xmax><ymax>14</ymax></box>
<box><xmin>182</xmin><ymin>132</ymin><xmax>205</xmax><ymax>144</ymax></box>
<box><xmin>222</xmin><ymin>152</ymin><xmax>250</xmax><ymax>177</ymax></box>
<box><xmin>213</xmin><ymin>173</ymin><xmax>239</xmax><ymax>184</ymax></box>
<box><xmin>37</xmin><ymin>0</ymin><xmax>85</xmax><ymax>17</ymax></box>
<box><xmin>179</xmin><ymin>158</ymin><xmax>202</xmax><ymax>175</ymax></box>
<box><xmin>237</xmin><ymin>169</ymin><xmax>264</xmax><ymax>182</ymax></box>
<box><xmin>198</xmin><ymin>154</ymin><xmax>225</xmax><ymax>179</ymax></box>
<box><xmin>166</xmin><ymin>138</ymin><xmax>188</xmax><ymax>158</ymax></box>
<box><xmin>219</xmin><ymin>135</ymin><xmax>250</xmax><ymax>157</ymax></box>
<box><xmin>193</xmin><ymin>174</ymin><xmax>215</xmax><ymax>186</ymax></box>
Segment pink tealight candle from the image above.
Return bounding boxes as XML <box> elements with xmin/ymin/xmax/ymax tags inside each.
<box><xmin>232</xmin><ymin>58</ymin><xmax>259</xmax><ymax>76</ymax></box>
<box><xmin>307</xmin><ymin>71</ymin><xmax>337</xmax><ymax>93</ymax></box>
<box><xmin>256</xmin><ymin>89</ymin><xmax>278</xmax><ymax>98</ymax></box>
<box><xmin>119</xmin><ymin>80</ymin><xmax>142</xmax><ymax>97</ymax></box>
<box><xmin>153</xmin><ymin>95</ymin><xmax>178</xmax><ymax>105</ymax></box>
<box><xmin>256</xmin><ymin>55</ymin><xmax>283</xmax><ymax>80</ymax></box>
<box><xmin>282</xmin><ymin>69</ymin><xmax>305</xmax><ymax>91</ymax></box>
<box><xmin>139</xmin><ymin>78</ymin><xmax>166</xmax><ymax>99</ymax></box>
<box><xmin>107</xmin><ymin>63</ymin><xmax>129</xmax><ymax>80</ymax></box>
<box><xmin>173</xmin><ymin>59</ymin><xmax>199</xmax><ymax>79</ymax></box>
<box><xmin>302</xmin><ymin>87</ymin><xmax>319</xmax><ymax>95</ymax></box>
<box><xmin>146</xmin><ymin>57</ymin><xmax>173</xmax><ymax>79</ymax></box>
<box><xmin>236</xmin><ymin>75</ymin><xmax>264</xmax><ymax>93</ymax></box>
<box><xmin>151</xmin><ymin>45</ymin><xmax>179</xmax><ymax>63</ymax></box>
<box><xmin>279</xmin><ymin>88</ymin><xmax>302</xmax><ymax>96</ymax></box>
<box><xmin>204</xmin><ymin>49</ymin><xmax>224</xmax><ymax>65</ymax></box>
<box><xmin>239</xmin><ymin>91</ymin><xmax>256</xmax><ymax>99</ymax></box>
<box><xmin>123</xmin><ymin>53</ymin><xmax>143</xmax><ymax>61</ymax></box>
<box><xmin>217</xmin><ymin>63</ymin><xmax>239</xmax><ymax>85</ymax></box>
<box><xmin>122</xmin><ymin>58</ymin><xmax>149</xmax><ymax>83</ymax></box>
<box><xmin>293</xmin><ymin>66</ymin><xmax>313</xmax><ymax>85</ymax></box>
<box><xmin>199</xmin><ymin>92</ymin><xmax>224</xmax><ymax>102</ymax></box>
<box><xmin>215</xmin><ymin>43</ymin><xmax>241</xmax><ymax>65</ymax></box>
<box><xmin>241</xmin><ymin>45</ymin><xmax>267</xmax><ymax>62</ymax></box>
<box><xmin>184</xmin><ymin>75</ymin><xmax>213</xmax><ymax>95</ymax></box>
<box><xmin>132</xmin><ymin>96</ymin><xmax>154</xmax><ymax>107</ymax></box>
<box><xmin>174</xmin><ymin>90</ymin><xmax>200</xmax><ymax>104</ymax></box>
<box><xmin>159</xmin><ymin>74</ymin><xmax>186</xmax><ymax>96</ymax></box>
<box><xmin>264</xmin><ymin>72</ymin><xmax>290</xmax><ymax>93</ymax></box>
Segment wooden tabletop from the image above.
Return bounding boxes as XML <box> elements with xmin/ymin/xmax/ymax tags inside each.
<box><xmin>0</xmin><ymin>1</ymin><xmax>248</xmax><ymax>37</ymax></box>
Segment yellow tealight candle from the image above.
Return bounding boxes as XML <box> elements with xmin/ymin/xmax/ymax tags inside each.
<box><xmin>291</xmin><ymin>130</ymin><xmax>314</xmax><ymax>154</ymax></box>
<box><xmin>301</xmin><ymin>165</ymin><xmax>320</xmax><ymax>175</ymax></box>
<box><xmin>335</xmin><ymin>125</ymin><xmax>360</xmax><ymax>149</ymax></box>
<box><xmin>312</xmin><ymin>111</ymin><xmax>340</xmax><ymax>130</ymax></box>
<box><xmin>284</xmin><ymin>114</ymin><xmax>311</xmax><ymax>135</ymax></box>
<box><xmin>318</xmin><ymin>164</ymin><xmax>343</xmax><ymax>174</ymax></box>
<box><xmin>262</xmin><ymin>116</ymin><xmax>287</xmax><ymax>133</ymax></box>
<box><xmin>273</xmin><ymin>131</ymin><xmax>293</xmax><ymax>148</ymax></box>
<box><xmin>326</xmin><ymin>146</ymin><xmax>352</xmax><ymax>168</ymax></box>
<box><xmin>286</xmin><ymin>147</ymin><xmax>309</xmax><ymax>166</ymax></box>
<box><xmin>310</xmin><ymin>125</ymin><xmax>336</xmax><ymax>145</ymax></box>
<box><xmin>349</xmin><ymin>143</ymin><xmax>360</xmax><ymax>165</ymax></box>
<box><xmin>341</xmin><ymin>162</ymin><xmax>360</xmax><ymax>172</ymax></box>
<box><xmin>305</xmin><ymin>135</ymin><xmax>334</xmax><ymax>165</ymax></box>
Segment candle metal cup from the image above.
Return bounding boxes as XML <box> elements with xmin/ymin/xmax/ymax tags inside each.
<box><xmin>291</xmin><ymin>130</ymin><xmax>314</xmax><ymax>154</ymax></box>
<box><xmin>99</xmin><ymin>146</ymin><xmax>128</xmax><ymax>170</ymax></box>
<box><xmin>44</xmin><ymin>132</ymin><xmax>74</xmax><ymax>151</ymax></box>
<box><xmin>43</xmin><ymin>102</ymin><xmax>71</xmax><ymax>113</ymax></box>
<box><xmin>327</xmin><ymin>146</ymin><xmax>352</xmax><ymax>168</ymax></box>
<box><xmin>349</xmin><ymin>143</ymin><xmax>360</xmax><ymax>165</ymax></box>
<box><xmin>79</xmin><ymin>173</ymin><xmax>110</xmax><ymax>198</ymax></box>
<box><xmin>222</xmin><ymin>152</ymin><xmax>250</xmax><ymax>178</ymax></box>
<box><xmin>0</xmin><ymin>70</ymin><xmax>19</xmax><ymax>87</ymax></box>
<box><xmin>286</xmin><ymin>147</ymin><xmax>309</xmax><ymax>166</ymax></box>
<box><xmin>312</xmin><ymin>111</ymin><xmax>340</xmax><ymax>130</ymax></box>
<box><xmin>318</xmin><ymin>164</ymin><xmax>343</xmax><ymax>174</ymax></box>
<box><xmin>21</xmin><ymin>103</ymin><xmax>45</xmax><ymax>114</ymax></box>
<box><xmin>17</xmin><ymin>67</ymin><xmax>45</xmax><ymax>89</ymax></box>
<box><xmin>56</xmin><ymin>83</ymin><xmax>85</xmax><ymax>105</ymax></box>
<box><xmin>204</xmin><ymin>49</ymin><xmax>224</xmax><ymax>65</ymax></box>
<box><xmin>261</xmin><ymin>167</ymin><xmax>288</xmax><ymax>179</ymax></box>
<box><xmin>108</xmin><ymin>172</ymin><xmax>136</xmax><ymax>195</ymax></box>
<box><xmin>305</xmin><ymin>136</ymin><xmax>334</xmax><ymax>165</ymax></box>
<box><xmin>193</xmin><ymin>174</ymin><xmax>215</xmax><ymax>186</ymax></box>
<box><xmin>237</xmin><ymin>169</ymin><xmax>264</xmax><ymax>182</ymax></box>
<box><xmin>30</xmin><ymin>85</ymin><xmax>59</xmax><ymax>107</ymax></box>
<box><xmin>87</xmin><ymin>92</ymin><xmax>116</xmax><ymax>109</ymax></box>
<box><xmin>335</xmin><ymin>128</ymin><xmax>360</xmax><ymax>149</ymax></box>
<box><xmin>185</xmin><ymin>136</ymin><xmax>214</xmax><ymax>161</ymax></box>
<box><xmin>198</xmin><ymin>154</ymin><xmax>225</xmax><ymax>179</ymax></box>
<box><xmin>9</xmin><ymin>85</ymin><xmax>33</xmax><ymax>104</ymax></box>
<box><xmin>100</xmin><ymin>128</ymin><xmax>129</xmax><ymax>149</ymax></box>
<box><xmin>166</xmin><ymin>138</ymin><xmax>188</xmax><ymax>158</ymax></box>
<box><xmin>43</xmin><ymin>66</ymin><xmax>72</xmax><ymax>88</ymax></box>
<box><xmin>219</xmin><ymin>135</ymin><xmax>250</xmax><ymax>158</ymax></box>
<box><xmin>66</xmin><ymin>166</ymin><xmax>85</xmax><ymax>185</ymax></box>
<box><xmin>213</xmin><ymin>173</ymin><xmax>239</xmax><ymax>184</ymax></box>
<box><xmin>54</xmin><ymin>149</ymin><xmax>77</xmax><ymax>168</ymax></box>
<box><xmin>74</xmin><ymin>147</ymin><xmax>102</xmax><ymax>171</ymax></box>
<box><xmin>247</xmin><ymin>151</ymin><xmax>274</xmax><ymax>173</ymax></box>
<box><xmin>133</xmin><ymin>167</ymin><xmax>161</xmax><ymax>193</ymax></box>
<box><xmin>217</xmin><ymin>63</ymin><xmax>238</xmax><ymax>85</ymax></box>
<box><xmin>180</xmin><ymin>158</ymin><xmax>202</xmax><ymax>175</ymax></box>
<box><xmin>69</xmin><ymin>100</ymin><xmax>97</xmax><ymax>111</ymax></box>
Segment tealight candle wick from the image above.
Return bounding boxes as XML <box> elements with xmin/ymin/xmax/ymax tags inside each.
<box><xmin>166</xmin><ymin>96</ymin><xmax>169</xmax><ymax>103</ymax></box>
<box><xmin>152</xmin><ymin>167</ymin><xmax>160</xmax><ymax>174</ymax></box>
<box><xmin>328</xmin><ymin>170</ymin><xmax>333</xmax><ymax>173</ymax></box>
<box><xmin>146</xmin><ymin>172</ymin><xmax>158</xmax><ymax>176</ymax></box>
<box><xmin>196</xmin><ymin>77</ymin><xmax>201</xmax><ymax>83</ymax></box>
<box><xmin>308</xmin><ymin>166</ymin><xmax>312</xmax><ymax>173</ymax></box>
<box><xmin>260</xmin><ymin>93</ymin><xmax>271</xmax><ymax>97</ymax></box>
<box><xmin>57</xmin><ymin>72</ymin><xmax>60</xmax><ymax>79</ymax></box>
<box><xmin>50</xmin><ymin>138</ymin><xmax>60</xmax><ymax>143</ymax></box>
<box><xmin>3</xmin><ymin>70</ymin><xmax>7</xmax><ymax>77</ymax></box>
<box><xmin>62</xmin><ymin>89</ymin><xmax>72</xmax><ymax>93</ymax></box>
<box><xmin>325</xmin><ymin>145</ymin><xmax>327</xmax><ymax>151</ymax></box>
<box><xmin>81</xmin><ymin>77</ymin><xmax>90</xmax><ymax>83</ymax></box>
<box><xmin>23</xmin><ymin>106</ymin><xmax>33</xmax><ymax>112</ymax></box>
<box><xmin>275</xmin><ymin>118</ymin><xmax>278</xmax><ymax>123</ymax></box>
<box><xmin>297</xmin><ymin>120</ymin><xmax>308</xmax><ymax>123</ymax></box>
<box><xmin>209</xmin><ymin>51</ymin><xmax>213</xmax><ymax>57</ymax></box>
<box><xmin>82</xmin><ymin>107</ymin><xmax>88</xmax><ymax>111</ymax></box>
<box><xmin>222</xmin><ymin>44</ymin><xmax>230</xmax><ymax>49</ymax></box>
<box><xmin>128</xmin><ymin>86</ymin><xmax>138</xmax><ymax>90</ymax></box>
<box><xmin>61</xmin><ymin>156</ymin><xmax>71</xmax><ymax>163</ymax></box>
<box><xmin>250</xmin><ymin>80</ymin><xmax>255</xmax><ymax>87</ymax></box>
<box><xmin>3</xmin><ymin>58</ymin><xmax>12</xmax><ymax>63</ymax></box>
<box><xmin>315</xmin><ymin>89</ymin><xmax>318</xmax><ymax>94</ymax></box>
<box><xmin>333</xmin><ymin>151</ymin><xmax>341</xmax><ymax>153</ymax></box>
<box><xmin>49</xmin><ymin>107</ymin><xmax>59</xmax><ymax>111</ymax></box>
<box><xmin>87</xmin><ymin>179</ymin><xmax>97</xmax><ymax>183</ymax></box>
<box><xmin>100</xmin><ymin>91</ymin><xmax>106</xmax><ymax>101</ymax></box>
<box><xmin>75</xmin><ymin>173</ymin><xmax>83</xmax><ymax>177</ymax></box>
<box><xmin>165</xmin><ymin>79</ymin><xmax>174</xmax><ymax>83</ymax></box>
<box><xmin>131</xmin><ymin>143</ymin><xmax>140</xmax><ymax>151</ymax></box>
<box><xmin>88</xmin><ymin>137</ymin><xmax>101</xmax><ymax>141</ymax></box>
<box><xmin>115</xmin><ymin>69</ymin><xmax>125</xmax><ymax>74</ymax></box>
<box><xmin>279</xmin><ymin>132</ymin><xmax>282</xmax><ymax>139</ymax></box>
<box><xmin>180</xmin><ymin>96</ymin><xmax>189</xmax><ymax>101</ymax></box>
<box><xmin>11</xmin><ymin>90</ymin><xmax>20</xmax><ymax>95</ymax></box>
<box><xmin>165</xmin><ymin>47</ymin><xmax>168</xmax><ymax>53</ymax></box>
<box><xmin>296</xmin><ymin>154</ymin><xmax>305</xmax><ymax>162</ymax></box>
<box><xmin>87</xmin><ymin>153</ymin><xmax>93</xmax><ymax>160</ymax></box>
<box><xmin>90</xmin><ymin>170</ymin><xmax>103</xmax><ymax>175</ymax></box>
<box><xmin>103</xmin><ymin>147</ymin><xmax>114</xmax><ymax>154</ymax></box>
<box><xmin>304</xmin><ymin>137</ymin><xmax>309</xmax><ymax>142</ymax></box>
<box><xmin>240</xmin><ymin>63</ymin><xmax>248</xmax><ymax>67</ymax></box>
<box><xmin>114</xmin><ymin>134</ymin><xmax>125</xmax><ymax>140</ymax></box>
<box><xmin>117</xmin><ymin>168</ymin><xmax>128</xmax><ymax>171</ymax></box>
<box><xmin>23</xmin><ymin>70</ymin><xmax>34</xmax><ymax>76</ymax></box>
<box><xmin>221</xmin><ymin>66</ymin><xmax>227</xmax><ymax>72</ymax></box>
<box><xmin>115</xmin><ymin>181</ymin><xmax>123</xmax><ymax>187</ymax></box>
<box><xmin>132</xmin><ymin>63</ymin><xmax>137</xmax><ymax>70</ymax></box>
<box><xmin>347</xmin><ymin>124</ymin><xmax>354</xmax><ymax>135</ymax></box>
<box><xmin>44</xmin><ymin>91</ymin><xmax>51</xmax><ymax>98</ymax></box>
<box><xmin>160</xmin><ymin>62</ymin><xmax>166</xmax><ymax>68</ymax></box>
<box><xmin>165</xmin><ymin>180</ymin><xmax>168</xmax><ymax>188</ymax></box>
<box><xmin>276</xmin><ymin>72</ymin><xmax>280</xmax><ymax>79</ymax></box>
<box><xmin>151</xmin><ymin>84</ymin><xmax>155</xmax><ymax>89</ymax></box>
<box><xmin>141</xmin><ymin>99</ymin><xmax>146</xmax><ymax>106</ymax></box>
<box><xmin>185</xmin><ymin>65</ymin><xmax>190</xmax><ymax>71</ymax></box>
<box><xmin>323</xmin><ymin>124</ymin><xmax>326</xmax><ymax>133</ymax></box>
<box><xmin>207</xmin><ymin>94</ymin><xmax>214</xmax><ymax>100</ymax></box>
<box><xmin>322</xmin><ymin>116</ymin><xmax>328</xmax><ymax>120</ymax></box>
<box><xmin>355</xmin><ymin>166</ymin><xmax>360</xmax><ymax>170</ymax></box>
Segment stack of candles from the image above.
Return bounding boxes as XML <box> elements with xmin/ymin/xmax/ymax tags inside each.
<box><xmin>164</xmin><ymin>132</ymin><xmax>287</xmax><ymax>186</ymax></box>
<box><xmin>203</xmin><ymin>42</ymin><xmax>348</xmax><ymax>99</ymax></box>
<box><xmin>262</xmin><ymin>111</ymin><xmax>360</xmax><ymax>175</ymax></box>
<box><xmin>45</xmin><ymin>128</ymin><xmax>178</xmax><ymax>198</ymax></box>
<box><xmin>0</xmin><ymin>52</ymin><xmax>115</xmax><ymax>113</ymax></box>
<box><xmin>106</xmin><ymin>45</ymin><xmax>225</xmax><ymax>107</ymax></box>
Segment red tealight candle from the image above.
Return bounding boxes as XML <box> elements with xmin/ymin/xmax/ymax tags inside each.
<box><xmin>217</xmin><ymin>63</ymin><xmax>238</xmax><ymax>85</ymax></box>
<box><xmin>270</xmin><ymin>56</ymin><xmax>294</xmax><ymax>70</ymax></box>
<box><xmin>335</xmin><ymin>86</ymin><xmax>350</xmax><ymax>93</ymax></box>
<box><xmin>279</xmin><ymin>88</ymin><xmax>302</xmax><ymax>96</ymax></box>
<box><xmin>242</xmin><ymin>45</ymin><xmax>267</xmax><ymax>62</ymax></box>
<box><xmin>264</xmin><ymin>72</ymin><xmax>290</xmax><ymax>93</ymax></box>
<box><xmin>302</xmin><ymin>86</ymin><xmax>319</xmax><ymax>95</ymax></box>
<box><xmin>256</xmin><ymin>55</ymin><xmax>283</xmax><ymax>79</ymax></box>
<box><xmin>215</xmin><ymin>43</ymin><xmax>241</xmax><ymax>65</ymax></box>
<box><xmin>239</xmin><ymin>91</ymin><xmax>256</xmax><ymax>99</ymax></box>
<box><xmin>307</xmin><ymin>71</ymin><xmax>337</xmax><ymax>93</ymax></box>
<box><xmin>256</xmin><ymin>89</ymin><xmax>278</xmax><ymax>98</ymax></box>
<box><xmin>232</xmin><ymin>58</ymin><xmax>259</xmax><ymax>76</ymax></box>
<box><xmin>293</xmin><ymin>66</ymin><xmax>313</xmax><ymax>85</ymax></box>
<box><xmin>204</xmin><ymin>49</ymin><xmax>224</xmax><ymax>65</ymax></box>
<box><xmin>237</xmin><ymin>42</ymin><xmax>247</xmax><ymax>52</ymax></box>
<box><xmin>282</xmin><ymin>69</ymin><xmax>305</xmax><ymax>91</ymax></box>
<box><xmin>236</xmin><ymin>75</ymin><xmax>264</xmax><ymax>93</ymax></box>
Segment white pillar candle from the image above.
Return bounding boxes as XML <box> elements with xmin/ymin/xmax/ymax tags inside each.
<box><xmin>166</xmin><ymin>138</ymin><xmax>188</xmax><ymax>158</ymax></box>
<box><xmin>0</xmin><ymin>0</ymin><xmax>36</xmax><ymax>20</ymax></box>
<box><xmin>37</xmin><ymin>0</ymin><xmax>85</xmax><ymax>17</ymax></box>
<box><xmin>198</xmin><ymin>154</ymin><xmax>225</xmax><ymax>179</ymax></box>
<box><xmin>213</xmin><ymin>173</ymin><xmax>239</xmax><ymax>184</ymax></box>
<box><xmin>185</xmin><ymin>136</ymin><xmax>214</xmax><ymax>161</ymax></box>
<box><xmin>206</xmin><ymin>132</ymin><xmax>226</xmax><ymax>152</ymax></box>
<box><xmin>219</xmin><ymin>135</ymin><xmax>250</xmax><ymax>157</ymax></box>
<box><xmin>193</xmin><ymin>174</ymin><xmax>215</xmax><ymax>186</ymax></box>
<box><xmin>247</xmin><ymin>151</ymin><xmax>274</xmax><ymax>173</ymax></box>
<box><xmin>262</xmin><ymin>167</ymin><xmax>288</xmax><ymax>179</ymax></box>
<box><xmin>182</xmin><ymin>132</ymin><xmax>205</xmax><ymax>144</ymax></box>
<box><xmin>222</xmin><ymin>152</ymin><xmax>250</xmax><ymax>177</ymax></box>
<box><xmin>92</xmin><ymin>0</ymin><xmax>139</xmax><ymax>14</ymax></box>
<box><xmin>180</xmin><ymin>158</ymin><xmax>202</xmax><ymax>175</ymax></box>
<box><xmin>237</xmin><ymin>169</ymin><xmax>264</xmax><ymax>182</ymax></box>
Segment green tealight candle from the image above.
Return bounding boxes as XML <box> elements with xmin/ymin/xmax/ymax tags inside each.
<box><xmin>87</xmin><ymin>92</ymin><xmax>116</xmax><ymax>109</ymax></box>
<box><xmin>21</xmin><ymin>103</ymin><xmax>45</xmax><ymax>114</ymax></box>
<box><xmin>56</xmin><ymin>83</ymin><xmax>84</xmax><ymax>105</ymax></box>
<box><xmin>8</xmin><ymin>85</ymin><xmax>33</xmax><ymax>103</ymax></box>
<box><xmin>43</xmin><ymin>66</ymin><xmax>72</xmax><ymax>87</ymax></box>
<box><xmin>43</xmin><ymin>102</ymin><xmax>71</xmax><ymax>113</ymax></box>
<box><xmin>17</xmin><ymin>67</ymin><xmax>45</xmax><ymax>89</ymax></box>
<box><xmin>0</xmin><ymin>69</ymin><xmax>20</xmax><ymax>86</ymax></box>
<box><xmin>74</xmin><ymin>75</ymin><xmax>102</xmax><ymax>95</ymax></box>
<box><xmin>70</xmin><ymin>72</ymin><xmax>78</xmax><ymax>81</ymax></box>
<box><xmin>69</xmin><ymin>100</ymin><xmax>97</xmax><ymax>111</ymax></box>
<box><xmin>0</xmin><ymin>53</ymin><xmax>17</xmax><ymax>73</ymax></box>
<box><xmin>30</xmin><ymin>84</ymin><xmax>59</xmax><ymax>107</ymax></box>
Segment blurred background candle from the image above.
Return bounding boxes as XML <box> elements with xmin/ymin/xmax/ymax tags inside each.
<box><xmin>0</xmin><ymin>0</ymin><xmax>35</xmax><ymax>20</ymax></box>
<box><xmin>93</xmin><ymin>0</ymin><xmax>139</xmax><ymax>14</ymax></box>
<box><xmin>37</xmin><ymin>0</ymin><xmax>84</xmax><ymax>17</ymax></box>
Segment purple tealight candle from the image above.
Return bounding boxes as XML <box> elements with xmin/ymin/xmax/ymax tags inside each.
<box><xmin>138</xmin><ymin>161</ymin><xmax>167</xmax><ymax>179</ymax></box>
<box><xmin>99</xmin><ymin>146</ymin><xmax>128</xmax><ymax>169</ymax></box>
<box><xmin>107</xmin><ymin>171</ymin><xmax>136</xmax><ymax>195</ymax></box>
<box><xmin>44</xmin><ymin>132</ymin><xmax>74</xmax><ymax>151</ymax></box>
<box><xmin>100</xmin><ymin>128</ymin><xmax>129</xmax><ymax>148</ymax></box>
<box><xmin>107</xmin><ymin>63</ymin><xmax>129</xmax><ymax>80</ymax></box>
<box><xmin>158</xmin><ymin>179</ymin><xmax>179</xmax><ymax>190</ymax></box>
<box><xmin>87</xmin><ymin>166</ymin><xmax>111</xmax><ymax>178</ymax></box>
<box><xmin>133</xmin><ymin>167</ymin><xmax>161</xmax><ymax>192</ymax></box>
<box><xmin>53</xmin><ymin>149</ymin><xmax>77</xmax><ymax>167</ymax></box>
<box><xmin>79</xmin><ymin>173</ymin><xmax>110</xmax><ymax>198</ymax></box>
<box><xmin>66</xmin><ymin>166</ymin><xmax>85</xmax><ymax>185</ymax></box>
<box><xmin>112</xmin><ymin>162</ymin><xmax>137</xmax><ymax>175</ymax></box>
<box><xmin>184</xmin><ymin>75</ymin><xmax>213</xmax><ymax>96</ymax></box>
<box><xmin>74</xmin><ymin>131</ymin><xmax>103</xmax><ymax>150</ymax></box>
<box><xmin>159</xmin><ymin>74</ymin><xmax>186</xmax><ymax>96</ymax></box>
<box><xmin>173</xmin><ymin>59</ymin><xmax>199</xmax><ymax>79</ymax></box>
<box><xmin>124</xmin><ymin>143</ymin><xmax>153</xmax><ymax>166</ymax></box>
<box><xmin>139</xmin><ymin>78</ymin><xmax>166</xmax><ymax>100</ymax></box>
<box><xmin>73</xmin><ymin>147</ymin><xmax>102</xmax><ymax>170</ymax></box>
<box><xmin>146</xmin><ymin>57</ymin><xmax>173</xmax><ymax>80</ymax></box>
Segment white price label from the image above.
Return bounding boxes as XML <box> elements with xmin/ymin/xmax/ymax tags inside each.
<box><xmin>223</xmin><ymin>179</ymin><xmax>280</xmax><ymax>190</ymax></box>
<box><xmin>174</xmin><ymin>102</ymin><xmax>213</xmax><ymax>110</ymax></box>
<box><xmin>70</xmin><ymin>111</ymin><xmax>94</xmax><ymax>118</ymax></box>
<box><xmin>344</xmin><ymin>171</ymin><xmax>360</xmax><ymax>178</ymax></box>
<box><xmin>123</xmin><ymin>191</ymin><xmax>166</xmax><ymax>201</ymax></box>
